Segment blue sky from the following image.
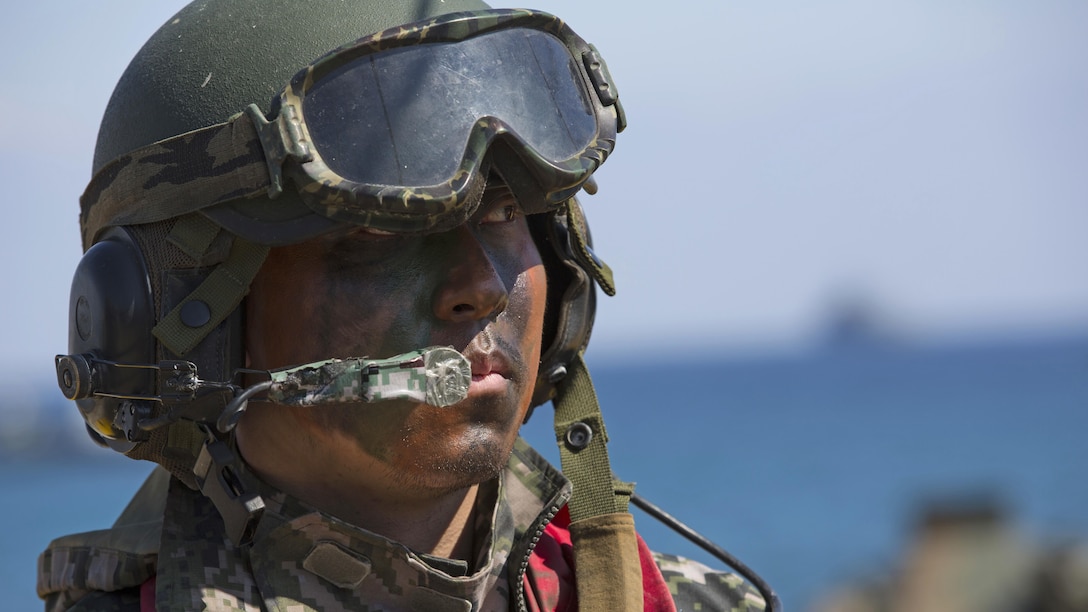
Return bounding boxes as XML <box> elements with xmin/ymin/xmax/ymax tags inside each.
<box><xmin>2</xmin><ymin>1</ymin><xmax>1087</xmax><ymax>382</ymax></box>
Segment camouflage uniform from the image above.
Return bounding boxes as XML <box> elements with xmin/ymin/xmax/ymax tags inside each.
<box><xmin>39</xmin><ymin>440</ymin><xmax>764</xmax><ymax>611</ymax></box>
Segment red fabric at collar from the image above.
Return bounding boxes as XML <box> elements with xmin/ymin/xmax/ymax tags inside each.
<box><xmin>524</xmin><ymin>505</ymin><xmax>677</xmax><ymax>612</ymax></box>
<box><xmin>140</xmin><ymin>576</ymin><xmax>156</xmax><ymax>612</ymax></box>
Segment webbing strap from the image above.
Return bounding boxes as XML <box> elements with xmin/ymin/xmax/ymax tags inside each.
<box><xmin>165</xmin><ymin>420</ymin><xmax>208</xmax><ymax>467</ymax></box>
<box><xmin>167</xmin><ymin>214</ymin><xmax>223</xmax><ymax>261</ymax></box>
<box><xmin>152</xmin><ymin>237</ymin><xmax>270</xmax><ymax>356</ymax></box>
<box><xmin>566</xmin><ymin>201</ymin><xmax>615</xmax><ymax>297</ymax></box>
<box><xmin>553</xmin><ymin>354</ymin><xmax>641</xmax><ymax>611</ymax></box>
<box><xmin>79</xmin><ymin>112</ymin><xmax>269</xmax><ymax>250</ymax></box>
<box><xmin>552</xmin><ymin>352</ymin><xmax>630</xmax><ymax>522</ymax></box>
<box><xmin>569</xmin><ymin>513</ymin><xmax>644</xmax><ymax>612</ymax></box>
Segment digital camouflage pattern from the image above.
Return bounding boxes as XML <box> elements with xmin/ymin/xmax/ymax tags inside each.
<box><xmin>267</xmin><ymin>346</ymin><xmax>471</xmax><ymax>408</ymax></box>
<box><xmin>654</xmin><ymin>554</ymin><xmax>767</xmax><ymax>612</ymax></box>
<box><xmin>152</xmin><ymin>463</ymin><xmax>519</xmax><ymax>611</ymax></box>
<box><xmin>40</xmin><ymin>440</ymin><xmax>765</xmax><ymax>611</ymax></box>
<box><xmin>79</xmin><ymin>9</ymin><xmax>622</xmax><ymax>250</ymax></box>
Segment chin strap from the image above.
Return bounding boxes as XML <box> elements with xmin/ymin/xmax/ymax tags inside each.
<box><xmin>552</xmin><ymin>352</ymin><xmax>642</xmax><ymax>611</ymax></box>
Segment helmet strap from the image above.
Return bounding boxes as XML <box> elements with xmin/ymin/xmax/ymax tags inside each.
<box><xmin>193</xmin><ymin>425</ymin><xmax>266</xmax><ymax>546</ymax></box>
<box><xmin>551</xmin><ymin>352</ymin><xmax>643</xmax><ymax>610</ymax></box>
<box><xmin>565</xmin><ymin>201</ymin><xmax>615</xmax><ymax>297</ymax></box>
<box><xmin>152</xmin><ymin>216</ymin><xmax>269</xmax><ymax>356</ymax></box>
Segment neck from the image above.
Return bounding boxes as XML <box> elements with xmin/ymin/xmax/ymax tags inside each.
<box><xmin>234</xmin><ymin>404</ymin><xmax>482</xmax><ymax>561</ymax></box>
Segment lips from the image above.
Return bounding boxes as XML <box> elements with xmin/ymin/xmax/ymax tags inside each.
<box><xmin>465</xmin><ymin>351</ymin><xmax>509</xmax><ymax>381</ymax></box>
<box><xmin>461</xmin><ymin>336</ymin><xmax>514</xmax><ymax>389</ymax></box>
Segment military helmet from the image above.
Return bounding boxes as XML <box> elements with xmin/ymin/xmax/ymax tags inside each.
<box><xmin>58</xmin><ymin>0</ymin><xmax>622</xmax><ymax>485</ymax></box>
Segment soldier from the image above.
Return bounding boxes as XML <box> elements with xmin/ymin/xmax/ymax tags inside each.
<box><xmin>39</xmin><ymin>0</ymin><xmax>773</xmax><ymax>610</ymax></box>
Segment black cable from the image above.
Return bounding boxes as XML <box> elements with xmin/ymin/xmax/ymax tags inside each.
<box><xmin>631</xmin><ymin>492</ymin><xmax>782</xmax><ymax>612</ymax></box>
<box><xmin>217</xmin><ymin>380</ymin><xmax>273</xmax><ymax>433</ymax></box>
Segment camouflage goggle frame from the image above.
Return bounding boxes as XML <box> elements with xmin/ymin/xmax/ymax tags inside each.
<box><xmin>80</xmin><ymin>9</ymin><xmax>625</xmax><ymax>249</ymax></box>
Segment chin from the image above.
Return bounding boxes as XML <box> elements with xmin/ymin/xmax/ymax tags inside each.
<box><xmin>401</xmin><ymin>426</ymin><xmax>519</xmax><ymax>493</ymax></box>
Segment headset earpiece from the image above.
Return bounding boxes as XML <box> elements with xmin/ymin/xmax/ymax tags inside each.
<box><xmin>59</xmin><ymin>227</ymin><xmax>156</xmax><ymax>452</ymax></box>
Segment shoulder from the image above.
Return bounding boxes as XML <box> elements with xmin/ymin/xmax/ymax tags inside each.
<box><xmin>38</xmin><ymin>527</ymin><xmax>155</xmax><ymax>612</ymax></box>
<box><xmin>653</xmin><ymin>552</ymin><xmax>767</xmax><ymax>612</ymax></box>
<box><xmin>42</xmin><ymin>587</ymin><xmax>143</xmax><ymax>612</ymax></box>
<box><xmin>38</xmin><ymin>468</ymin><xmax>168</xmax><ymax>611</ymax></box>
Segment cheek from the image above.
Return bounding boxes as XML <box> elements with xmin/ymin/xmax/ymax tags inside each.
<box><xmin>520</xmin><ymin>237</ymin><xmax>548</xmax><ymax>327</ymax></box>
<box><xmin>513</xmin><ymin>263</ymin><xmax>548</xmax><ymax>363</ymax></box>
<box><xmin>247</xmin><ymin>243</ymin><xmax>440</xmax><ymax>367</ymax></box>
<box><xmin>246</xmin><ymin>251</ymin><xmax>326</xmax><ymax>369</ymax></box>
<box><xmin>328</xmin><ymin>259</ymin><xmax>437</xmax><ymax>357</ymax></box>
<box><xmin>493</xmin><ymin>230</ymin><xmax>547</xmax><ymax>357</ymax></box>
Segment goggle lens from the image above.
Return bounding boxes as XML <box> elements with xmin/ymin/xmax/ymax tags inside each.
<box><xmin>304</xmin><ymin>28</ymin><xmax>597</xmax><ymax>187</ymax></box>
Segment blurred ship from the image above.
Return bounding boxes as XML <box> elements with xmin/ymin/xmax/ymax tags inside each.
<box><xmin>813</xmin><ymin>499</ymin><xmax>1088</xmax><ymax>612</ymax></box>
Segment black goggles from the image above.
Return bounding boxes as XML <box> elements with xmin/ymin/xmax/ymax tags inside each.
<box><xmin>81</xmin><ymin>9</ymin><xmax>625</xmax><ymax>246</ymax></box>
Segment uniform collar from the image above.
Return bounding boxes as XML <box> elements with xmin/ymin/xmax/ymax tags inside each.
<box><xmin>156</xmin><ymin>438</ymin><xmax>571</xmax><ymax>611</ymax></box>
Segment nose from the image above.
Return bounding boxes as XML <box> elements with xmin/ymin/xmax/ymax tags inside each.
<box><xmin>432</xmin><ymin>227</ymin><xmax>509</xmax><ymax>323</ymax></box>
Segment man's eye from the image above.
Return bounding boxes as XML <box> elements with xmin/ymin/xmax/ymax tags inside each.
<box><xmin>480</xmin><ymin>204</ymin><xmax>521</xmax><ymax>225</ymax></box>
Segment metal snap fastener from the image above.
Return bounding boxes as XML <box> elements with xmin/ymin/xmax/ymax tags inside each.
<box><xmin>548</xmin><ymin>365</ymin><xmax>568</xmax><ymax>384</ymax></box>
<box><xmin>179</xmin><ymin>299</ymin><xmax>212</xmax><ymax>328</ymax></box>
<box><xmin>565</xmin><ymin>422</ymin><xmax>593</xmax><ymax>450</ymax></box>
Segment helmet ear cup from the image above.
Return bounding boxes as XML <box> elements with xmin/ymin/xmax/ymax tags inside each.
<box><xmin>527</xmin><ymin>202</ymin><xmax>598</xmax><ymax>415</ymax></box>
<box><xmin>61</xmin><ymin>222</ymin><xmax>246</xmax><ymax>484</ymax></box>
<box><xmin>63</xmin><ymin>227</ymin><xmax>155</xmax><ymax>452</ymax></box>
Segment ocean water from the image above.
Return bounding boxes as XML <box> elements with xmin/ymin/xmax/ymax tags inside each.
<box><xmin>4</xmin><ymin>335</ymin><xmax>1087</xmax><ymax>611</ymax></box>
<box><xmin>524</xmin><ymin>335</ymin><xmax>1088</xmax><ymax>609</ymax></box>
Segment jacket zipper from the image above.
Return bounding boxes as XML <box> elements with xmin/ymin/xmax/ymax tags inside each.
<box><xmin>513</xmin><ymin>501</ymin><xmax>562</xmax><ymax>612</ymax></box>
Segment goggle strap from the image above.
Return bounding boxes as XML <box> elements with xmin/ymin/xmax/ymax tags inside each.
<box><xmin>80</xmin><ymin>113</ymin><xmax>270</xmax><ymax>251</ymax></box>
<box><xmin>152</xmin><ymin>236</ymin><xmax>270</xmax><ymax>356</ymax></box>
